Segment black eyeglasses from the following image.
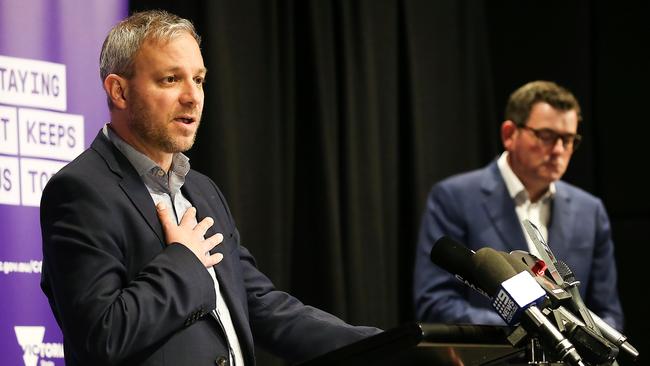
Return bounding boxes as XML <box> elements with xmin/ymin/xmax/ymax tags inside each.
<box><xmin>518</xmin><ymin>125</ymin><xmax>582</xmax><ymax>151</ymax></box>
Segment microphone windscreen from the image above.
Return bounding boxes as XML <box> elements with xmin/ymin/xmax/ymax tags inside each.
<box><xmin>430</xmin><ymin>236</ymin><xmax>475</xmax><ymax>283</ymax></box>
<box><xmin>499</xmin><ymin>251</ymin><xmax>531</xmax><ymax>274</ymax></box>
<box><xmin>471</xmin><ymin>247</ymin><xmax>518</xmax><ymax>296</ymax></box>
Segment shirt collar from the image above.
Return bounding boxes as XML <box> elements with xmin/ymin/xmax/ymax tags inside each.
<box><xmin>497</xmin><ymin>151</ymin><xmax>555</xmax><ymax>203</ymax></box>
<box><xmin>103</xmin><ymin>123</ymin><xmax>191</xmax><ymax>179</ymax></box>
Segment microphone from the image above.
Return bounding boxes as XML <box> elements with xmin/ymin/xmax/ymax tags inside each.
<box><xmin>590</xmin><ymin>311</ymin><xmax>639</xmax><ymax>361</ymax></box>
<box><xmin>552</xmin><ymin>306</ymin><xmax>620</xmax><ymax>365</ymax></box>
<box><xmin>506</xmin><ymin>249</ymin><xmax>637</xmax><ymax>362</ymax></box>
<box><xmin>522</xmin><ymin>220</ymin><xmax>602</xmax><ymax>334</ymax></box>
<box><xmin>429</xmin><ymin>236</ymin><xmax>488</xmax><ymax>297</ymax></box>
<box><xmin>520</xmin><ymin>220</ymin><xmax>639</xmax><ymax>362</ymax></box>
<box><xmin>522</xmin><ymin>220</ymin><xmax>566</xmax><ymax>285</ymax></box>
<box><xmin>556</xmin><ymin>260</ymin><xmax>638</xmax><ymax>361</ymax></box>
<box><xmin>430</xmin><ymin>236</ymin><xmax>475</xmax><ymax>278</ymax></box>
<box><xmin>499</xmin><ymin>250</ymin><xmax>572</xmax><ymax>307</ymax></box>
<box><xmin>555</xmin><ymin>260</ymin><xmax>601</xmax><ymax>333</ymax></box>
<box><xmin>472</xmin><ymin>248</ymin><xmax>546</xmax><ymax>324</ymax></box>
<box><xmin>470</xmin><ymin>247</ymin><xmax>586</xmax><ymax>366</ymax></box>
<box><xmin>430</xmin><ymin>238</ymin><xmax>586</xmax><ymax>366</ymax></box>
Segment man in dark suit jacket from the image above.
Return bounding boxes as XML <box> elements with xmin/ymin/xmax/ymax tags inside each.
<box><xmin>40</xmin><ymin>10</ymin><xmax>379</xmax><ymax>366</ymax></box>
<box><xmin>413</xmin><ymin>81</ymin><xmax>624</xmax><ymax>330</ymax></box>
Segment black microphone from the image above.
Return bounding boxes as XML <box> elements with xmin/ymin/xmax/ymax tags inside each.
<box><xmin>430</xmin><ymin>236</ymin><xmax>475</xmax><ymax>278</ymax></box>
<box><xmin>429</xmin><ymin>236</ymin><xmax>488</xmax><ymax>297</ymax></box>
<box><xmin>470</xmin><ymin>247</ymin><xmax>586</xmax><ymax>366</ymax></box>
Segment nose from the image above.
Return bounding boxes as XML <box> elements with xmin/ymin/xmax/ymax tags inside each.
<box><xmin>551</xmin><ymin>136</ymin><xmax>568</xmax><ymax>153</ymax></box>
<box><xmin>179</xmin><ymin>80</ymin><xmax>203</xmax><ymax>106</ymax></box>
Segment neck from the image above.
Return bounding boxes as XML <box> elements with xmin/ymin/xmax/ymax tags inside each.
<box><xmin>108</xmin><ymin>122</ymin><xmax>173</xmax><ymax>172</ymax></box>
<box><xmin>506</xmin><ymin>153</ymin><xmax>549</xmax><ymax>203</ymax></box>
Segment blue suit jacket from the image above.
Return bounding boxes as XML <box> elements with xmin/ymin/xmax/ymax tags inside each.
<box><xmin>413</xmin><ymin>160</ymin><xmax>623</xmax><ymax>330</ymax></box>
<box><xmin>41</xmin><ymin>131</ymin><xmax>379</xmax><ymax>366</ymax></box>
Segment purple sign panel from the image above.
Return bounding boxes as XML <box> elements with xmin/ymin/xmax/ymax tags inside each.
<box><xmin>0</xmin><ymin>1</ymin><xmax>127</xmax><ymax>365</ymax></box>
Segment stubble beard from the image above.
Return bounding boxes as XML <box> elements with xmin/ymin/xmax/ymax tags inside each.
<box><xmin>128</xmin><ymin>98</ymin><xmax>200</xmax><ymax>154</ymax></box>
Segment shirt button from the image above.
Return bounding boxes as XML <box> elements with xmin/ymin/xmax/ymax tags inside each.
<box><xmin>215</xmin><ymin>356</ymin><xmax>228</xmax><ymax>366</ymax></box>
<box><xmin>157</xmin><ymin>169</ymin><xmax>165</xmax><ymax>177</ymax></box>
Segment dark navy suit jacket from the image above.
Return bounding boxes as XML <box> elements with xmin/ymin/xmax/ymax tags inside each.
<box><xmin>413</xmin><ymin>160</ymin><xmax>623</xmax><ymax>329</ymax></box>
<box><xmin>41</xmin><ymin>131</ymin><xmax>379</xmax><ymax>366</ymax></box>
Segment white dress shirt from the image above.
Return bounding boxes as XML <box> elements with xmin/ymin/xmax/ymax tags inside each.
<box><xmin>497</xmin><ymin>152</ymin><xmax>555</xmax><ymax>258</ymax></box>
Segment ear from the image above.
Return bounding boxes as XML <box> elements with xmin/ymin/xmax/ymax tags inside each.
<box><xmin>501</xmin><ymin>120</ymin><xmax>518</xmax><ymax>150</ymax></box>
<box><xmin>103</xmin><ymin>74</ymin><xmax>128</xmax><ymax>109</ymax></box>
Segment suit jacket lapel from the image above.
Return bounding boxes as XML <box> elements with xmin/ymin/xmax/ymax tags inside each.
<box><xmin>91</xmin><ymin>132</ymin><xmax>165</xmax><ymax>246</ymax></box>
<box><xmin>481</xmin><ymin>161</ymin><xmax>528</xmax><ymax>252</ymax></box>
<box><xmin>182</xmin><ymin>176</ymin><xmax>254</xmax><ymax>359</ymax></box>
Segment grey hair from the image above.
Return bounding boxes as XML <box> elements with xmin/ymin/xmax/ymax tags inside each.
<box><xmin>99</xmin><ymin>9</ymin><xmax>200</xmax><ymax>82</ymax></box>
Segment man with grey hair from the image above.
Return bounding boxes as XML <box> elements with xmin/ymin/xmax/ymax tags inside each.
<box><xmin>413</xmin><ymin>80</ymin><xmax>624</xmax><ymax>330</ymax></box>
<box><xmin>40</xmin><ymin>10</ymin><xmax>380</xmax><ymax>366</ymax></box>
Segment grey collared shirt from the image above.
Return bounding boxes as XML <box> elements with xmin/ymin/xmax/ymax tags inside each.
<box><xmin>105</xmin><ymin>126</ymin><xmax>192</xmax><ymax>220</ymax></box>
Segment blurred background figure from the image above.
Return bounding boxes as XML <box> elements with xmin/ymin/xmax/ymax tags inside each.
<box><xmin>413</xmin><ymin>81</ymin><xmax>623</xmax><ymax>330</ymax></box>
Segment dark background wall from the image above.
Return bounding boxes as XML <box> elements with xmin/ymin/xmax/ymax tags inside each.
<box><xmin>130</xmin><ymin>1</ymin><xmax>649</xmax><ymax>364</ymax></box>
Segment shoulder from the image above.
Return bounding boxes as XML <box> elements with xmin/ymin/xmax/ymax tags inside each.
<box><xmin>438</xmin><ymin>168</ymin><xmax>485</xmax><ymax>188</ymax></box>
<box><xmin>40</xmin><ymin>149</ymin><xmax>121</xmax><ymax>223</ymax></box>
<box><xmin>555</xmin><ymin>180</ymin><xmax>606</xmax><ymax>213</ymax></box>
<box><xmin>41</xmin><ymin>139</ymin><xmax>137</xmax><ymax>210</ymax></box>
<box><xmin>555</xmin><ymin>180</ymin><xmax>601</xmax><ymax>203</ymax></box>
<box><xmin>45</xmin><ymin>148</ymin><xmax>108</xmax><ymax>190</ymax></box>
<box><xmin>431</xmin><ymin>163</ymin><xmax>495</xmax><ymax>195</ymax></box>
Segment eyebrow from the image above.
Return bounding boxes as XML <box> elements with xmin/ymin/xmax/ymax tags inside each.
<box><xmin>162</xmin><ymin>66</ymin><xmax>208</xmax><ymax>75</ymax></box>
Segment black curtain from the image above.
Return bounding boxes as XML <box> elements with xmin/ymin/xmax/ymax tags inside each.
<box><xmin>129</xmin><ymin>1</ymin><xmax>649</xmax><ymax>365</ymax></box>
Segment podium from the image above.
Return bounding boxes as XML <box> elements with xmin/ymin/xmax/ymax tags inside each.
<box><xmin>297</xmin><ymin>322</ymin><xmax>534</xmax><ymax>366</ymax></box>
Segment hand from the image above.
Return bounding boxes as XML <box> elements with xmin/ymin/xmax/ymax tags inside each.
<box><xmin>156</xmin><ymin>202</ymin><xmax>224</xmax><ymax>268</ymax></box>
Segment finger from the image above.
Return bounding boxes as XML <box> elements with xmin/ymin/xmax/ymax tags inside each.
<box><xmin>156</xmin><ymin>202</ymin><xmax>174</xmax><ymax>230</ymax></box>
<box><xmin>179</xmin><ymin>206</ymin><xmax>197</xmax><ymax>227</ymax></box>
<box><xmin>194</xmin><ymin>216</ymin><xmax>214</xmax><ymax>236</ymax></box>
<box><xmin>203</xmin><ymin>233</ymin><xmax>223</xmax><ymax>253</ymax></box>
<box><xmin>204</xmin><ymin>252</ymin><xmax>224</xmax><ymax>267</ymax></box>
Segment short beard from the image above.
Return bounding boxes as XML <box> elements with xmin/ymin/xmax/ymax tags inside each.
<box><xmin>128</xmin><ymin>96</ymin><xmax>199</xmax><ymax>154</ymax></box>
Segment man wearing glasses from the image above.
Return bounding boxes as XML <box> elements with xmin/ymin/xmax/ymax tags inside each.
<box><xmin>413</xmin><ymin>80</ymin><xmax>624</xmax><ymax>330</ymax></box>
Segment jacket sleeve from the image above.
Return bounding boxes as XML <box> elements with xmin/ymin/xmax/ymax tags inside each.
<box><xmin>40</xmin><ymin>171</ymin><xmax>217</xmax><ymax>365</ymax></box>
<box><xmin>413</xmin><ymin>183</ymin><xmax>503</xmax><ymax>325</ymax></box>
<box><xmin>236</xmin><ymin>233</ymin><xmax>381</xmax><ymax>363</ymax></box>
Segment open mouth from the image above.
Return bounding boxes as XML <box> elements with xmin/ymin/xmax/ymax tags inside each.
<box><xmin>175</xmin><ymin>116</ymin><xmax>195</xmax><ymax>124</ymax></box>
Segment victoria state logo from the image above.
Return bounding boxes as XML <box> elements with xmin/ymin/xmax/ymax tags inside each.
<box><xmin>14</xmin><ymin>326</ymin><xmax>64</xmax><ymax>366</ymax></box>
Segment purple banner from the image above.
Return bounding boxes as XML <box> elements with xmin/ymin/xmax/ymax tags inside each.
<box><xmin>0</xmin><ymin>1</ymin><xmax>127</xmax><ymax>365</ymax></box>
